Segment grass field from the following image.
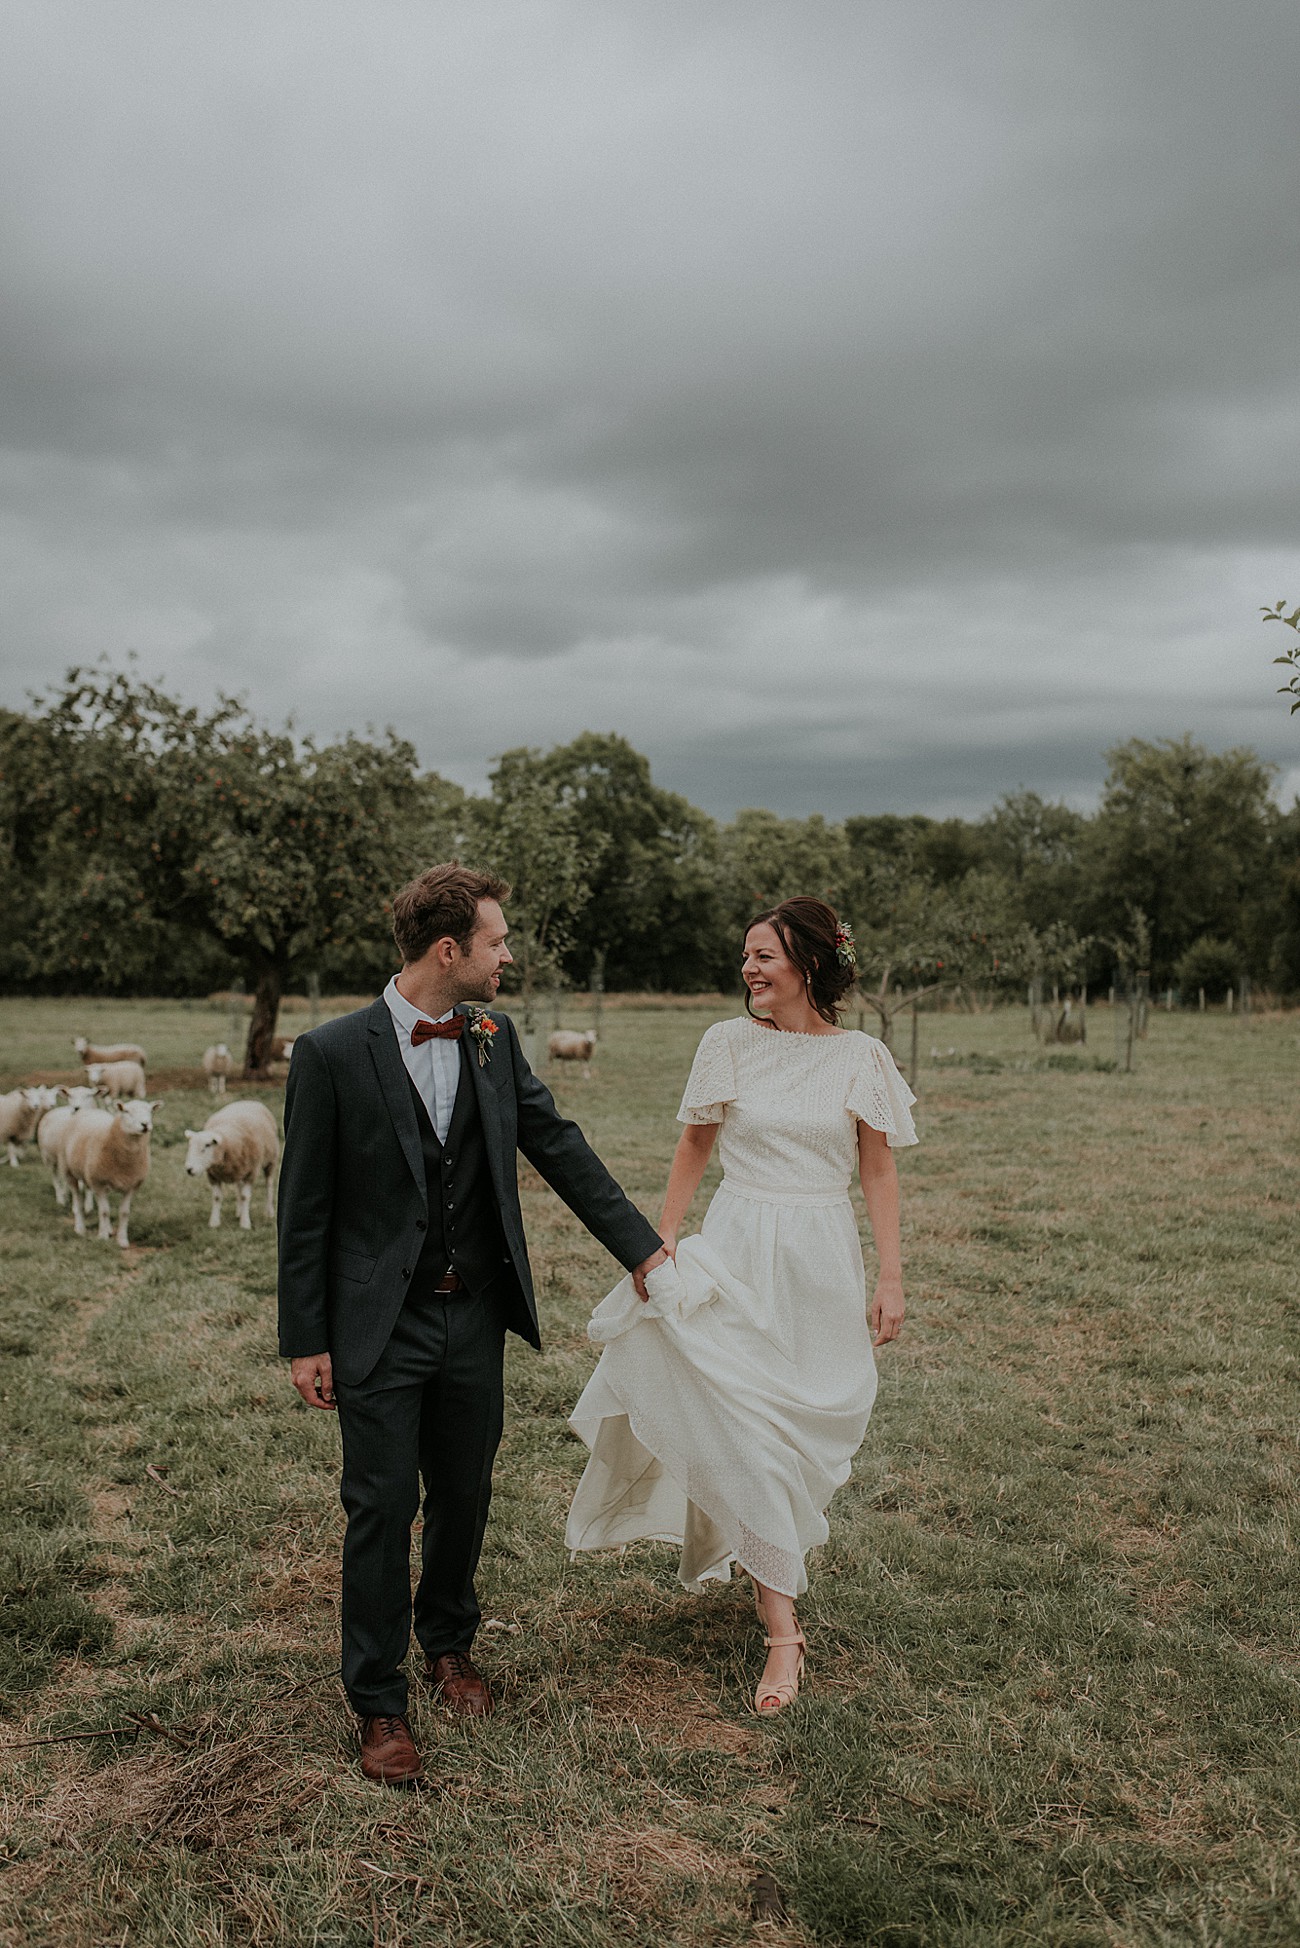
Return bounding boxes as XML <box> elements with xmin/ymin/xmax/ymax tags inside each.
<box><xmin>0</xmin><ymin>994</ymin><xmax>1297</xmax><ymax>1947</ymax></box>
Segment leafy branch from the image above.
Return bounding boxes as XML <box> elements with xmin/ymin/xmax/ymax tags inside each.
<box><xmin>1261</xmin><ymin>600</ymin><xmax>1300</xmax><ymax>714</ymax></box>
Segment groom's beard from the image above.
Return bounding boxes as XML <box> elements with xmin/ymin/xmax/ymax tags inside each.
<box><xmin>455</xmin><ymin>972</ymin><xmax>501</xmax><ymax>1006</ymax></box>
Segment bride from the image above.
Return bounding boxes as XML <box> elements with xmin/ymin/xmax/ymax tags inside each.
<box><xmin>565</xmin><ymin>896</ymin><xmax>916</xmax><ymax>1713</ymax></box>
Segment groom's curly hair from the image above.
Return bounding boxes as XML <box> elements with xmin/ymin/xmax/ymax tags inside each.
<box><xmin>390</xmin><ymin>861</ymin><xmax>511</xmax><ymax>965</ymax></box>
<box><xmin>744</xmin><ymin>896</ymin><xmax>857</xmax><ymax>1025</ymax></box>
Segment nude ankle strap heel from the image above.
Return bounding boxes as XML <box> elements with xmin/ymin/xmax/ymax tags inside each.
<box><xmin>754</xmin><ymin>1630</ymin><xmax>806</xmax><ymax>1714</ymax></box>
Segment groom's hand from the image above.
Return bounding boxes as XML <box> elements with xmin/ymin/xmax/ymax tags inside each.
<box><xmin>632</xmin><ymin>1246</ymin><xmax>670</xmax><ymax>1303</ymax></box>
<box><xmin>291</xmin><ymin>1352</ymin><xmax>336</xmax><ymax>1410</ymax></box>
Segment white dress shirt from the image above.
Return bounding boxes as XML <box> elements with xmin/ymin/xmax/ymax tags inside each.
<box><xmin>382</xmin><ymin>975</ymin><xmax>461</xmax><ymax>1145</ymax></box>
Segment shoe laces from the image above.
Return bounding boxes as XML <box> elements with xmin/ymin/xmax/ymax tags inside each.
<box><xmin>439</xmin><ymin>1652</ymin><xmax>477</xmax><ymax>1681</ymax></box>
<box><xmin>370</xmin><ymin>1714</ymin><xmax>409</xmax><ymax>1739</ymax></box>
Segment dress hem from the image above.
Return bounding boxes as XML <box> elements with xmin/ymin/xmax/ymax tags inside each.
<box><xmin>569</xmin><ymin>1382</ymin><xmax>806</xmax><ymax>1599</ymax></box>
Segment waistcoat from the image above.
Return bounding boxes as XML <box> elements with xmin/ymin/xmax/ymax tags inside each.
<box><xmin>405</xmin><ymin>1049</ymin><xmax>511</xmax><ymax>1298</ymax></box>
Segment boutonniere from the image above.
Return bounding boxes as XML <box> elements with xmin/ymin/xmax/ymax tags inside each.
<box><xmin>465</xmin><ymin>1007</ymin><xmax>499</xmax><ymax>1067</ymax></box>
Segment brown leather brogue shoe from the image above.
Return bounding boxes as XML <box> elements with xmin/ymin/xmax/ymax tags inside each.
<box><xmin>426</xmin><ymin>1651</ymin><xmax>494</xmax><ymax>1717</ymax></box>
<box><xmin>358</xmin><ymin>1713</ymin><xmax>423</xmax><ymax>1785</ymax></box>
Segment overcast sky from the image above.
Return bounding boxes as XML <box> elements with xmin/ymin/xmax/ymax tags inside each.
<box><xmin>3</xmin><ymin>0</ymin><xmax>1299</xmax><ymax>819</ymax></box>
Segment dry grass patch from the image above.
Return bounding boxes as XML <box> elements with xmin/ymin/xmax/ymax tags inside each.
<box><xmin>28</xmin><ymin>1722</ymin><xmax>329</xmax><ymax>1857</ymax></box>
<box><xmin>585</xmin><ymin>1652</ymin><xmax>761</xmax><ymax>1758</ymax></box>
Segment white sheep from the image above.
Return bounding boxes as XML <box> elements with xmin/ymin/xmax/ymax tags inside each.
<box><xmin>203</xmin><ymin>1043</ymin><xmax>233</xmax><ymax>1096</ymax></box>
<box><xmin>38</xmin><ymin>1087</ymin><xmax>102</xmax><ymax>1206</ymax></box>
<box><xmin>548</xmin><ymin>1029</ymin><xmax>598</xmax><ymax>1076</ymax></box>
<box><xmin>73</xmin><ymin>1037</ymin><xmax>147</xmax><ymax>1067</ymax></box>
<box><xmin>85</xmin><ymin>1059</ymin><xmax>147</xmax><ymax>1100</ymax></box>
<box><xmin>184</xmin><ymin>1100</ymin><xmax>279</xmax><ymax>1229</ymax></box>
<box><xmin>63</xmin><ymin>1097</ymin><xmax>161</xmax><ymax>1247</ymax></box>
<box><xmin>0</xmin><ymin>1085</ymin><xmax>61</xmax><ymax>1166</ymax></box>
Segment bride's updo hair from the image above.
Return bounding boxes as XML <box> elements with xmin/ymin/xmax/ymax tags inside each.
<box><xmin>743</xmin><ymin>896</ymin><xmax>857</xmax><ymax>1026</ymax></box>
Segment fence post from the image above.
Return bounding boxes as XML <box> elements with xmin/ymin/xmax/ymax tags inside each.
<box><xmin>908</xmin><ymin>999</ymin><xmax>919</xmax><ymax>1093</ymax></box>
<box><xmin>308</xmin><ymin>970</ymin><xmax>320</xmax><ymax>1031</ymax></box>
<box><xmin>1199</xmin><ymin>987</ymin><xmax>1205</xmax><ymax>1013</ymax></box>
<box><xmin>1227</xmin><ymin>986</ymin><xmax>1234</xmax><ymax>1013</ymax></box>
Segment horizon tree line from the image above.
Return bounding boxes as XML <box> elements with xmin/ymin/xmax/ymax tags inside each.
<box><xmin>2</xmin><ymin>667</ymin><xmax>1297</xmax><ymax>1074</ymax></box>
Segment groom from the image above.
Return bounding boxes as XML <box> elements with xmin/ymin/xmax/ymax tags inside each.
<box><xmin>277</xmin><ymin>862</ymin><xmax>666</xmax><ymax>1785</ymax></box>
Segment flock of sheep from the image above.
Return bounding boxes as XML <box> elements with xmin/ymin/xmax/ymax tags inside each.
<box><xmin>0</xmin><ymin>1037</ymin><xmax>281</xmax><ymax>1249</ymax></box>
<box><xmin>3</xmin><ymin>1021</ymin><xmax>598</xmax><ymax>1250</ymax></box>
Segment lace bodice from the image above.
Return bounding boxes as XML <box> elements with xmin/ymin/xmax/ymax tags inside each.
<box><xmin>677</xmin><ymin>1017</ymin><xmax>917</xmax><ymax>1195</ymax></box>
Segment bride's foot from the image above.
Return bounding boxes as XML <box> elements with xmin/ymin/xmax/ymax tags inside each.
<box><xmin>754</xmin><ymin>1628</ymin><xmax>806</xmax><ymax>1714</ymax></box>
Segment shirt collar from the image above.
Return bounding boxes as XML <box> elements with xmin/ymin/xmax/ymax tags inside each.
<box><xmin>383</xmin><ymin>975</ymin><xmax>454</xmax><ymax>1031</ymax></box>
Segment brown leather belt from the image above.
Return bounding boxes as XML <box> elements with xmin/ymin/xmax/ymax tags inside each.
<box><xmin>433</xmin><ymin>1270</ymin><xmax>464</xmax><ymax>1293</ymax></box>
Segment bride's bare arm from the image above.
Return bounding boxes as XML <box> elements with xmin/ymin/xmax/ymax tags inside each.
<box><xmin>858</xmin><ymin>1122</ymin><xmax>905</xmax><ymax>1347</ymax></box>
<box><xmin>658</xmin><ymin>1123</ymin><xmax>719</xmax><ymax>1246</ymax></box>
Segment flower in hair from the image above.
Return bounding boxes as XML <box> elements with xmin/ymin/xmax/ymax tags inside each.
<box><xmin>834</xmin><ymin>921</ymin><xmax>857</xmax><ymax>968</ymax></box>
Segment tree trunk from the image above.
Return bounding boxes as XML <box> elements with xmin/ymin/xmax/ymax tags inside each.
<box><xmin>244</xmin><ymin>960</ymin><xmax>285</xmax><ymax>1077</ymax></box>
<box><xmin>520</xmin><ymin>955</ymin><xmax>536</xmax><ymax>1036</ymax></box>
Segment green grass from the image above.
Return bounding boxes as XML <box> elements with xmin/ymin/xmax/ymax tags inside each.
<box><xmin>0</xmin><ymin>996</ymin><xmax>1297</xmax><ymax>1945</ymax></box>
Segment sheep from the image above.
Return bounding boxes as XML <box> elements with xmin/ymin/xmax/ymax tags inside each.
<box><xmin>548</xmin><ymin>1029</ymin><xmax>598</xmax><ymax>1076</ymax></box>
<box><xmin>0</xmin><ymin>1085</ymin><xmax>61</xmax><ymax>1166</ymax></box>
<box><xmin>271</xmin><ymin>1035</ymin><xmax>295</xmax><ymax>1062</ymax></box>
<box><xmin>38</xmin><ymin>1086</ymin><xmax>102</xmax><ymax>1206</ymax></box>
<box><xmin>73</xmin><ymin>1037</ymin><xmax>147</xmax><ymax>1067</ymax></box>
<box><xmin>85</xmin><ymin>1059</ymin><xmax>147</xmax><ymax>1100</ymax></box>
<box><xmin>184</xmin><ymin>1100</ymin><xmax>279</xmax><ymax>1229</ymax></box>
<box><xmin>63</xmin><ymin>1097</ymin><xmax>161</xmax><ymax>1247</ymax></box>
<box><xmin>203</xmin><ymin>1043</ymin><xmax>233</xmax><ymax>1096</ymax></box>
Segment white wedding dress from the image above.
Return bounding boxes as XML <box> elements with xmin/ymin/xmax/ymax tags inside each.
<box><xmin>565</xmin><ymin>1016</ymin><xmax>918</xmax><ymax>1597</ymax></box>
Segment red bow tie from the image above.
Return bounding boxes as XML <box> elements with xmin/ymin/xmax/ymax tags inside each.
<box><xmin>411</xmin><ymin>1016</ymin><xmax>465</xmax><ymax>1046</ymax></box>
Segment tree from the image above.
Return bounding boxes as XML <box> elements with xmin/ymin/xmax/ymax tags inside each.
<box><xmin>1173</xmin><ymin>935</ymin><xmax>1242</xmax><ymax>998</ymax></box>
<box><xmin>843</xmin><ymin>813</ymin><xmax>987</xmax><ymax>892</ymax></box>
<box><xmin>539</xmin><ymin>732</ymin><xmax>724</xmax><ymax>991</ymax></box>
<box><xmin>2</xmin><ymin>667</ymin><xmax>427</xmax><ymax>1072</ymax></box>
<box><xmin>848</xmin><ymin>865</ymin><xmax>1019</xmax><ymax>1044</ymax></box>
<box><xmin>979</xmin><ymin>791</ymin><xmax>1088</xmax><ymax>938</ymax></box>
<box><xmin>719</xmin><ymin>811</ymin><xmax>851</xmax><ymax>929</ymax></box>
<box><xmin>1082</xmin><ymin>736</ymin><xmax>1276</xmax><ymax>987</ymax></box>
<box><xmin>467</xmin><ymin>747</ymin><xmax>601</xmax><ymax>1031</ymax></box>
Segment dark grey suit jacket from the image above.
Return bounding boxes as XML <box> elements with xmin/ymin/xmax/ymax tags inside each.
<box><xmin>276</xmin><ymin>998</ymin><xmax>662</xmax><ymax>1386</ymax></box>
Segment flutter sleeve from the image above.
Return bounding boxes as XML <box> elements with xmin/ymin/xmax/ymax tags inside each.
<box><xmin>846</xmin><ymin>1036</ymin><xmax>919</xmax><ymax>1148</ymax></box>
<box><xmin>676</xmin><ymin>1021</ymin><xmax>738</xmax><ymax>1125</ymax></box>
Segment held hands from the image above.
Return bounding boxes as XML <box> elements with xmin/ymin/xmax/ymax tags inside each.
<box><xmin>291</xmin><ymin>1352</ymin><xmax>336</xmax><ymax>1410</ymax></box>
<box><xmin>871</xmin><ymin>1276</ymin><xmax>905</xmax><ymax>1349</ymax></box>
<box><xmin>632</xmin><ymin>1240</ymin><xmax>675</xmax><ymax>1303</ymax></box>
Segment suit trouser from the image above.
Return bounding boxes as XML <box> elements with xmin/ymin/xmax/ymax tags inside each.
<box><xmin>334</xmin><ymin>1283</ymin><xmax>507</xmax><ymax>1717</ymax></box>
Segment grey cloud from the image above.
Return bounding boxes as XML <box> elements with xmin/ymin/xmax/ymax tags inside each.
<box><xmin>2</xmin><ymin>0</ymin><xmax>1300</xmax><ymax>814</ymax></box>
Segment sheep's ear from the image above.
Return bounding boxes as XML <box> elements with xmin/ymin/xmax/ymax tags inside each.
<box><xmin>149</xmin><ymin>1100</ymin><xmax>163</xmax><ymax>1112</ymax></box>
<box><xmin>184</xmin><ymin>1128</ymin><xmax>197</xmax><ymax>1138</ymax></box>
